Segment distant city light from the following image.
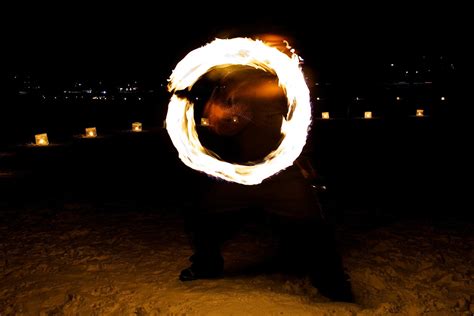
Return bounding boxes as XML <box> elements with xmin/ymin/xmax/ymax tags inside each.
<box><xmin>8</xmin><ymin>52</ymin><xmax>453</xmax><ymax>136</ymax></box>
<box><xmin>364</xmin><ymin>111</ymin><xmax>372</xmax><ymax>119</ymax></box>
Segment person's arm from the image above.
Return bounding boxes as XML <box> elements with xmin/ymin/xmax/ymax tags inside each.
<box><xmin>294</xmin><ymin>155</ymin><xmax>318</xmax><ymax>180</ymax></box>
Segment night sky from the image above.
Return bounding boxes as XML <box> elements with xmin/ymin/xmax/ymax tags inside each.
<box><xmin>4</xmin><ymin>3</ymin><xmax>465</xmax><ymax>82</ymax></box>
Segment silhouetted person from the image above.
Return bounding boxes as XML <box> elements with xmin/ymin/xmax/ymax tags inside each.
<box><xmin>178</xmin><ymin>66</ymin><xmax>353</xmax><ymax>302</ymax></box>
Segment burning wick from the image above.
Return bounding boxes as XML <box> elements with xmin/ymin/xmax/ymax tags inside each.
<box><xmin>132</xmin><ymin>122</ymin><xmax>142</xmax><ymax>132</ymax></box>
<box><xmin>85</xmin><ymin>127</ymin><xmax>97</xmax><ymax>138</ymax></box>
<box><xmin>200</xmin><ymin>118</ymin><xmax>210</xmax><ymax>126</ymax></box>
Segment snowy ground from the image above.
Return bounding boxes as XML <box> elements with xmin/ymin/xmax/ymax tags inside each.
<box><xmin>1</xmin><ymin>201</ymin><xmax>472</xmax><ymax>315</ymax></box>
<box><xmin>1</xmin><ymin>126</ymin><xmax>472</xmax><ymax>315</ymax></box>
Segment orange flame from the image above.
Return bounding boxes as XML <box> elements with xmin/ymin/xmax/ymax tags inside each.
<box><xmin>166</xmin><ymin>37</ymin><xmax>311</xmax><ymax>185</ymax></box>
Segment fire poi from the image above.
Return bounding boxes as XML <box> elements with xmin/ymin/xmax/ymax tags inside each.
<box><xmin>166</xmin><ymin>37</ymin><xmax>311</xmax><ymax>185</ymax></box>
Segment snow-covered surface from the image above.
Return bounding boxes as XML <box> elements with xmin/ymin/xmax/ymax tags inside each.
<box><xmin>1</xmin><ymin>203</ymin><xmax>472</xmax><ymax>315</ymax></box>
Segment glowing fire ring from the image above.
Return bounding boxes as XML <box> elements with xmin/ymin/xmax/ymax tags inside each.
<box><xmin>166</xmin><ymin>37</ymin><xmax>311</xmax><ymax>185</ymax></box>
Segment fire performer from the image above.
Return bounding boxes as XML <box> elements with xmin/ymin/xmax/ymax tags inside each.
<box><xmin>166</xmin><ymin>37</ymin><xmax>353</xmax><ymax>302</ymax></box>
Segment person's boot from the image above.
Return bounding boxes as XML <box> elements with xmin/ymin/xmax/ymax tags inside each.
<box><xmin>179</xmin><ymin>254</ymin><xmax>224</xmax><ymax>281</ymax></box>
<box><xmin>311</xmin><ymin>271</ymin><xmax>354</xmax><ymax>302</ymax></box>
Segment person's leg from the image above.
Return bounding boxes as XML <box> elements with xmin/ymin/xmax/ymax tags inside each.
<box><xmin>305</xmin><ymin>219</ymin><xmax>353</xmax><ymax>302</ymax></box>
<box><xmin>180</xmin><ymin>180</ymin><xmax>255</xmax><ymax>281</ymax></box>
<box><xmin>262</xmin><ymin>167</ymin><xmax>353</xmax><ymax>302</ymax></box>
<box><xmin>270</xmin><ymin>215</ymin><xmax>353</xmax><ymax>302</ymax></box>
<box><xmin>180</xmin><ymin>211</ymin><xmax>225</xmax><ymax>281</ymax></box>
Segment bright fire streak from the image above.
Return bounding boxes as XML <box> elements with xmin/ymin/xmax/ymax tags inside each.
<box><xmin>166</xmin><ymin>37</ymin><xmax>311</xmax><ymax>185</ymax></box>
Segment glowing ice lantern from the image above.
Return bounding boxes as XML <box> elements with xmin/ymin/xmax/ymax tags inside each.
<box><xmin>132</xmin><ymin>122</ymin><xmax>142</xmax><ymax>132</ymax></box>
<box><xmin>322</xmin><ymin>112</ymin><xmax>330</xmax><ymax>119</ymax></box>
<box><xmin>364</xmin><ymin>111</ymin><xmax>372</xmax><ymax>119</ymax></box>
<box><xmin>35</xmin><ymin>133</ymin><xmax>49</xmax><ymax>146</ymax></box>
<box><xmin>200</xmin><ymin>118</ymin><xmax>210</xmax><ymax>126</ymax></box>
<box><xmin>416</xmin><ymin>109</ymin><xmax>424</xmax><ymax>117</ymax></box>
<box><xmin>85</xmin><ymin>127</ymin><xmax>97</xmax><ymax>138</ymax></box>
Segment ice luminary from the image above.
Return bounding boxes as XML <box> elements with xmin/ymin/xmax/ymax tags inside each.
<box><xmin>132</xmin><ymin>122</ymin><xmax>142</xmax><ymax>132</ymax></box>
<box><xmin>416</xmin><ymin>109</ymin><xmax>424</xmax><ymax>117</ymax></box>
<box><xmin>85</xmin><ymin>127</ymin><xmax>97</xmax><ymax>138</ymax></box>
<box><xmin>364</xmin><ymin>111</ymin><xmax>372</xmax><ymax>119</ymax></box>
<box><xmin>201</xmin><ymin>118</ymin><xmax>210</xmax><ymax>126</ymax></box>
<box><xmin>35</xmin><ymin>133</ymin><xmax>49</xmax><ymax>146</ymax></box>
<box><xmin>321</xmin><ymin>112</ymin><xmax>330</xmax><ymax>119</ymax></box>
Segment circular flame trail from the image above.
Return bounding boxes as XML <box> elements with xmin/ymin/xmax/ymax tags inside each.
<box><xmin>166</xmin><ymin>37</ymin><xmax>311</xmax><ymax>185</ymax></box>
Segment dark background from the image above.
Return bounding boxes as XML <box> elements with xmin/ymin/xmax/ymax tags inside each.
<box><xmin>1</xmin><ymin>4</ymin><xmax>469</xmax><ymax>221</ymax></box>
<box><xmin>3</xmin><ymin>3</ymin><xmax>466</xmax><ymax>77</ymax></box>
